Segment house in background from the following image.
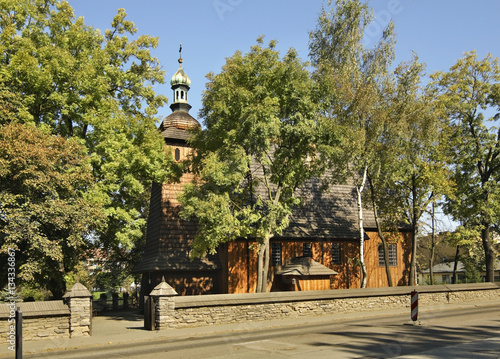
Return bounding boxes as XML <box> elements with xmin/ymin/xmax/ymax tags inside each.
<box><xmin>420</xmin><ymin>261</ymin><xmax>465</xmax><ymax>285</ymax></box>
<box><xmin>134</xmin><ymin>56</ymin><xmax>413</xmax><ymax>297</ymax></box>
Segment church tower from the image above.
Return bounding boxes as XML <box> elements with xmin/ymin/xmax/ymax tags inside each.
<box><xmin>134</xmin><ymin>48</ymin><xmax>221</xmax><ymax>297</ymax></box>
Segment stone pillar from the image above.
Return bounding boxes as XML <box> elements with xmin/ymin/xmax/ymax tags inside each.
<box><xmin>63</xmin><ymin>282</ymin><xmax>92</xmax><ymax>338</ymax></box>
<box><xmin>149</xmin><ymin>277</ymin><xmax>178</xmax><ymax>330</ymax></box>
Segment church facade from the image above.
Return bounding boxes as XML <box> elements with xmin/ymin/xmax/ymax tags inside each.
<box><xmin>134</xmin><ymin>56</ymin><xmax>412</xmax><ymax>297</ymax></box>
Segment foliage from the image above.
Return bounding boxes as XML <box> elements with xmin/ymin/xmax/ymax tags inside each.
<box><xmin>0</xmin><ymin>0</ymin><xmax>174</xmax><ymax>285</ymax></box>
<box><xmin>309</xmin><ymin>0</ymin><xmax>395</xmax><ymax>287</ymax></box>
<box><xmin>462</xmin><ymin>258</ymin><xmax>482</xmax><ymax>283</ymax></box>
<box><xmin>380</xmin><ymin>56</ymin><xmax>453</xmax><ymax>285</ymax></box>
<box><xmin>64</xmin><ymin>261</ymin><xmax>96</xmax><ymax>291</ymax></box>
<box><xmin>20</xmin><ymin>284</ymin><xmax>51</xmax><ymax>301</ymax></box>
<box><xmin>0</xmin><ymin>122</ymin><xmax>103</xmax><ymax>298</ymax></box>
<box><xmin>180</xmin><ymin>37</ymin><xmax>318</xmax><ymax>292</ymax></box>
<box><xmin>432</xmin><ymin>51</ymin><xmax>500</xmax><ymax>282</ymax></box>
<box><xmin>92</xmin><ymin>249</ymin><xmax>137</xmax><ymax>292</ymax></box>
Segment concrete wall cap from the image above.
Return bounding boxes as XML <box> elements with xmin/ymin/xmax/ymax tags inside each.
<box><xmin>150</xmin><ymin>277</ymin><xmax>178</xmax><ymax>297</ymax></box>
<box><xmin>63</xmin><ymin>282</ymin><xmax>92</xmax><ymax>298</ymax></box>
<box><xmin>174</xmin><ymin>282</ymin><xmax>500</xmax><ymax>309</ymax></box>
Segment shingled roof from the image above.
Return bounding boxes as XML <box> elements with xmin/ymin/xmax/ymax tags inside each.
<box><xmin>160</xmin><ymin>111</ymin><xmax>199</xmax><ymax>141</ymax></box>
<box><xmin>284</xmin><ymin>178</ymin><xmax>377</xmax><ymax>240</ymax></box>
<box><xmin>248</xmin><ymin>158</ymin><xmax>377</xmax><ymax>240</ymax></box>
<box><xmin>134</xmin><ymin>251</ymin><xmax>220</xmax><ymax>273</ymax></box>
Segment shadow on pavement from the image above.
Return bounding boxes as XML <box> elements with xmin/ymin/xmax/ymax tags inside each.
<box><xmin>309</xmin><ymin>319</ymin><xmax>500</xmax><ymax>358</ymax></box>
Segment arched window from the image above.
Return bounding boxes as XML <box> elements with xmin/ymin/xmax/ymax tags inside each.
<box><xmin>181</xmin><ymin>91</ymin><xmax>184</xmax><ymax>99</ymax></box>
<box><xmin>174</xmin><ymin>148</ymin><xmax>180</xmax><ymax>161</ymax></box>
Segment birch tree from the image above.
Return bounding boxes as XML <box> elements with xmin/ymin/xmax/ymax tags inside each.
<box><xmin>309</xmin><ymin>0</ymin><xmax>395</xmax><ymax>287</ymax></box>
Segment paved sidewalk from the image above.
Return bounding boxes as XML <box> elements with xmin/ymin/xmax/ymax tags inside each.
<box><xmin>2</xmin><ymin>306</ymin><xmax>404</xmax><ymax>358</ymax></box>
<box><xmin>1</xmin><ymin>299</ymin><xmax>499</xmax><ymax>358</ymax></box>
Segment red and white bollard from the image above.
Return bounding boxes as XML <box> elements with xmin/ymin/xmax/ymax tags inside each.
<box><xmin>411</xmin><ymin>290</ymin><xmax>418</xmax><ymax>321</ymax></box>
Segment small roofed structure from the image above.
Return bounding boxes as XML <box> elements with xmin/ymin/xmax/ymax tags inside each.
<box><xmin>63</xmin><ymin>282</ymin><xmax>92</xmax><ymax>299</ymax></box>
<box><xmin>275</xmin><ymin>256</ymin><xmax>338</xmax><ymax>291</ymax></box>
<box><xmin>149</xmin><ymin>277</ymin><xmax>178</xmax><ymax>297</ymax></box>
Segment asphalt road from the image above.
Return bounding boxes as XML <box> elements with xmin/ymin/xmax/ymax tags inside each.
<box><xmin>29</xmin><ymin>303</ymin><xmax>500</xmax><ymax>359</ymax></box>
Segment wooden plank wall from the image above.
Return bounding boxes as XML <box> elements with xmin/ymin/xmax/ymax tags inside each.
<box><xmin>224</xmin><ymin>231</ymin><xmax>412</xmax><ymax>293</ymax></box>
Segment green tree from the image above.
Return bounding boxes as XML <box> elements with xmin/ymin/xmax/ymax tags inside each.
<box><xmin>0</xmin><ymin>123</ymin><xmax>103</xmax><ymax>298</ymax></box>
<box><xmin>432</xmin><ymin>51</ymin><xmax>500</xmax><ymax>282</ymax></box>
<box><xmin>0</xmin><ymin>1</ymin><xmax>173</xmax><ymax>265</ymax></box>
<box><xmin>179</xmin><ymin>37</ymin><xmax>318</xmax><ymax>292</ymax></box>
<box><xmin>309</xmin><ymin>0</ymin><xmax>395</xmax><ymax>287</ymax></box>
<box><xmin>376</xmin><ymin>56</ymin><xmax>452</xmax><ymax>286</ymax></box>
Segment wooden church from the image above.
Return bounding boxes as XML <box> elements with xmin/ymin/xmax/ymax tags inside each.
<box><xmin>134</xmin><ymin>55</ymin><xmax>412</xmax><ymax>297</ymax></box>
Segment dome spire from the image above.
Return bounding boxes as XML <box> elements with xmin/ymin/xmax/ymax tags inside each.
<box><xmin>170</xmin><ymin>45</ymin><xmax>191</xmax><ymax>113</ymax></box>
<box><xmin>160</xmin><ymin>46</ymin><xmax>200</xmax><ymax>140</ymax></box>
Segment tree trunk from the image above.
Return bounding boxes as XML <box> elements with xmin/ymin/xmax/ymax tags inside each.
<box><xmin>368</xmin><ymin>175</ymin><xmax>392</xmax><ymax>287</ymax></box>
<box><xmin>357</xmin><ymin>166</ymin><xmax>368</xmax><ymax>288</ymax></box>
<box><xmin>482</xmin><ymin>225</ymin><xmax>495</xmax><ymax>282</ymax></box>
<box><xmin>409</xmin><ymin>175</ymin><xmax>418</xmax><ymax>286</ymax></box>
<box><xmin>429</xmin><ymin>202</ymin><xmax>436</xmax><ymax>285</ymax></box>
<box><xmin>256</xmin><ymin>242</ymin><xmax>264</xmax><ymax>292</ymax></box>
<box><xmin>480</xmin><ymin>187</ymin><xmax>495</xmax><ymax>282</ymax></box>
<box><xmin>452</xmin><ymin>245</ymin><xmax>460</xmax><ymax>284</ymax></box>
<box><xmin>260</xmin><ymin>235</ymin><xmax>271</xmax><ymax>292</ymax></box>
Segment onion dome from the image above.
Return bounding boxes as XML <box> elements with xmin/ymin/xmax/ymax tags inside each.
<box><xmin>160</xmin><ymin>45</ymin><xmax>200</xmax><ymax>141</ymax></box>
<box><xmin>170</xmin><ymin>59</ymin><xmax>192</xmax><ymax>87</ymax></box>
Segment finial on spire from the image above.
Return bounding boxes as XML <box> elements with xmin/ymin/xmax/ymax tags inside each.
<box><xmin>178</xmin><ymin>43</ymin><xmax>183</xmax><ymax>64</ymax></box>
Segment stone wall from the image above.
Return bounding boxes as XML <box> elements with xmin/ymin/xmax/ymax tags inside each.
<box><xmin>0</xmin><ymin>283</ymin><xmax>92</xmax><ymax>342</ymax></box>
<box><xmin>15</xmin><ymin>316</ymin><xmax>69</xmax><ymax>341</ymax></box>
<box><xmin>0</xmin><ymin>301</ymin><xmax>70</xmax><ymax>342</ymax></box>
<box><xmin>154</xmin><ymin>283</ymin><xmax>500</xmax><ymax>329</ymax></box>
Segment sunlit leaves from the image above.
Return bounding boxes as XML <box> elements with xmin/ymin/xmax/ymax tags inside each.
<box><xmin>0</xmin><ymin>0</ymin><xmax>173</xmax><ymax>267</ymax></box>
<box><xmin>181</xmin><ymin>38</ymin><xmax>318</xmax><ymax>262</ymax></box>
<box><xmin>432</xmin><ymin>51</ymin><xmax>500</xmax><ymax>281</ymax></box>
<box><xmin>0</xmin><ymin>123</ymin><xmax>103</xmax><ymax>297</ymax></box>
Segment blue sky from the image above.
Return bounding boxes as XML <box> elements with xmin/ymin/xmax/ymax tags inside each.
<box><xmin>65</xmin><ymin>0</ymin><xmax>500</xmax><ymax>232</ymax></box>
<box><xmin>67</xmin><ymin>0</ymin><xmax>500</xmax><ymax>122</ymax></box>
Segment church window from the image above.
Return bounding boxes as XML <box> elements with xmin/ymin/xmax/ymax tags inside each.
<box><xmin>272</xmin><ymin>242</ymin><xmax>282</xmax><ymax>266</ymax></box>
<box><xmin>378</xmin><ymin>243</ymin><xmax>397</xmax><ymax>266</ymax></box>
<box><xmin>174</xmin><ymin>148</ymin><xmax>180</xmax><ymax>161</ymax></box>
<box><xmin>181</xmin><ymin>91</ymin><xmax>184</xmax><ymax>99</ymax></box>
<box><xmin>303</xmin><ymin>243</ymin><xmax>312</xmax><ymax>258</ymax></box>
<box><xmin>331</xmin><ymin>243</ymin><xmax>341</xmax><ymax>265</ymax></box>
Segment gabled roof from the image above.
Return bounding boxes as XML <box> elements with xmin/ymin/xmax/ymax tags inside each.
<box><xmin>249</xmin><ymin>162</ymin><xmax>378</xmax><ymax>240</ymax></box>
<box><xmin>277</xmin><ymin>256</ymin><xmax>338</xmax><ymax>276</ymax></box>
<box><xmin>284</xmin><ymin>178</ymin><xmax>377</xmax><ymax>240</ymax></box>
<box><xmin>422</xmin><ymin>261</ymin><xmax>465</xmax><ymax>274</ymax></box>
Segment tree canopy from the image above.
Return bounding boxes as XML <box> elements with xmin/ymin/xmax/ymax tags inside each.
<box><xmin>0</xmin><ymin>0</ymin><xmax>174</xmax><ymax>295</ymax></box>
<box><xmin>432</xmin><ymin>51</ymin><xmax>500</xmax><ymax>282</ymax></box>
<box><xmin>180</xmin><ymin>37</ymin><xmax>319</xmax><ymax>292</ymax></box>
<box><xmin>309</xmin><ymin>0</ymin><xmax>396</xmax><ymax>287</ymax></box>
<box><xmin>0</xmin><ymin>123</ymin><xmax>103</xmax><ymax>298</ymax></box>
